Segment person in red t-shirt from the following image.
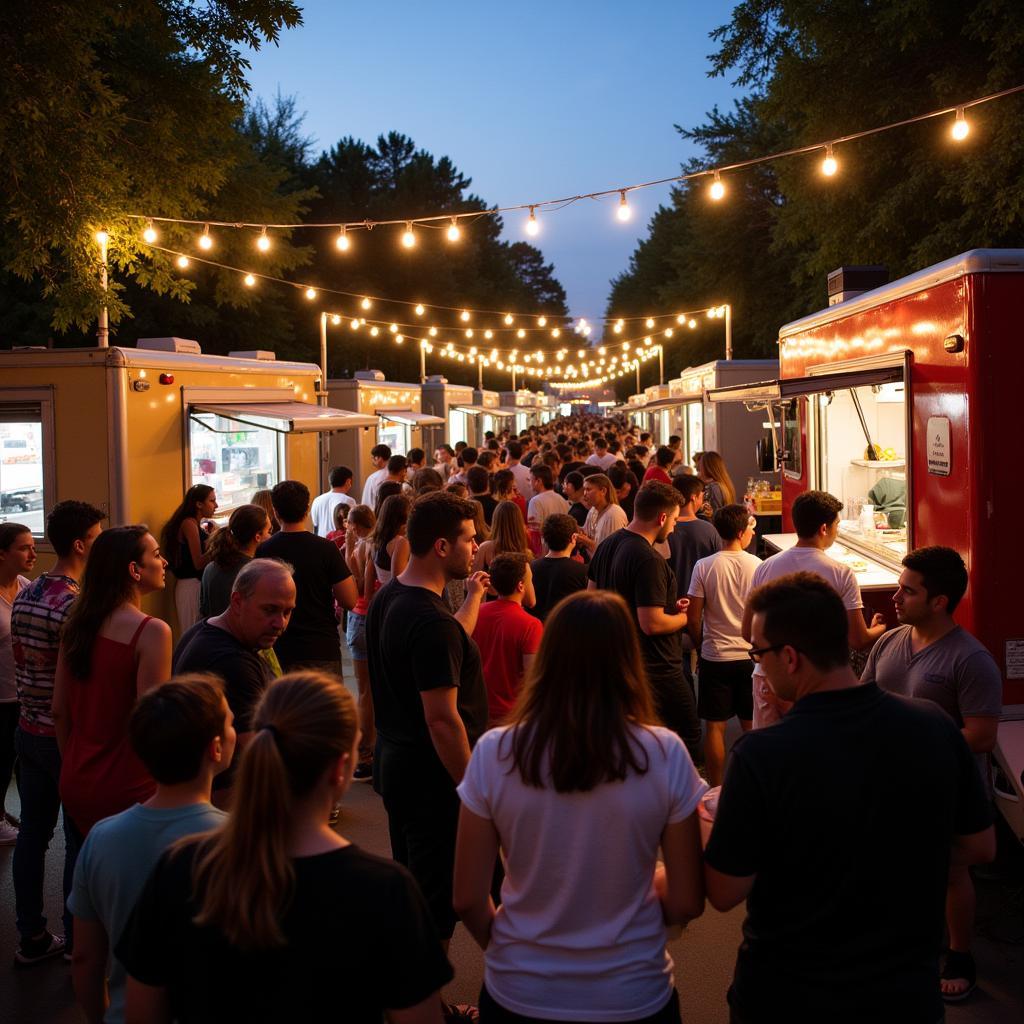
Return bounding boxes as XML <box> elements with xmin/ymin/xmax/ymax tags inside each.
<box><xmin>472</xmin><ymin>553</ymin><xmax>543</xmax><ymax>724</ymax></box>
<box><xmin>642</xmin><ymin>446</ymin><xmax>675</xmax><ymax>485</ymax></box>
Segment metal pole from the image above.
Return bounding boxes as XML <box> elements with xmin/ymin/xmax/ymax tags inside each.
<box><xmin>725</xmin><ymin>304</ymin><xmax>733</xmax><ymax>361</ymax></box>
<box><xmin>318</xmin><ymin>312</ymin><xmax>328</xmax><ymax>406</ymax></box>
<box><xmin>478</xmin><ymin>358</ymin><xmax>483</xmax><ymax>390</ymax></box>
<box><xmin>97</xmin><ymin>232</ymin><xmax>109</xmax><ymax>348</ymax></box>
<box><xmin>512</xmin><ymin>366</ymin><xmax>517</xmax><ymax>391</ymax></box>
<box><xmin>419</xmin><ymin>344</ymin><xmax>426</xmax><ymax>384</ymax></box>
<box><xmin>636</xmin><ymin>363</ymin><xmax>640</xmax><ymax>394</ymax></box>
<box><xmin>658</xmin><ymin>346</ymin><xmax>664</xmax><ymax>385</ymax></box>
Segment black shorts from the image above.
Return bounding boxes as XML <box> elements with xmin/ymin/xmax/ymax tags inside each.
<box><xmin>697</xmin><ymin>657</ymin><xmax>754</xmax><ymax>722</ymax></box>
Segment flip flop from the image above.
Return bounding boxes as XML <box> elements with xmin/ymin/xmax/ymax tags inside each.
<box><xmin>940</xmin><ymin>948</ymin><xmax>976</xmax><ymax>1003</ymax></box>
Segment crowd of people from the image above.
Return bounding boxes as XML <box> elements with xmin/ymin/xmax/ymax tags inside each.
<box><xmin>0</xmin><ymin>413</ymin><xmax>1004</xmax><ymax>1022</ymax></box>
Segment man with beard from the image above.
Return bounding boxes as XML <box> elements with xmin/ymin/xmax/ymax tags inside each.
<box><xmin>366</xmin><ymin>492</ymin><xmax>491</xmax><ymax>949</ymax></box>
<box><xmin>587</xmin><ymin>482</ymin><xmax>700</xmax><ymax>762</ymax></box>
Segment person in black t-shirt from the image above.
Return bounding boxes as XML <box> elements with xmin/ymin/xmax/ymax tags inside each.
<box><xmin>704</xmin><ymin>573</ymin><xmax>995</xmax><ymax>1024</ymax></box>
<box><xmin>529</xmin><ymin>514</ymin><xmax>587</xmax><ymax>622</ymax></box>
<box><xmin>562</xmin><ymin>471</ymin><xmax>588</xmax><ymax>528</ymax></box>
<box><xmin>467</xmin><ymin>466</ymin><xmax>499</xmax><ymax>527</ymax></box>
<box><xmin>118</xmin><ymin>671</ymin><xmax>452</xmax><ymax>1023</ymax></box>
<box><xmin>366</xmin><ymin>491</ymin><xmax>490</xmax><ymax>944</ymax></box>
<box><xmin>254</xmin><ymin>480</ymin><xmax>356</xmax><ymax>673</ymax></box>
<box><xmin>173</xmin><ymin>558</ymin><xmax>295</xmax><ymax>800</ymax></box>
<box><xmin>587</xmin><ymin>482</ymin><xmax>700</xmax><ymax>761</ymax></box>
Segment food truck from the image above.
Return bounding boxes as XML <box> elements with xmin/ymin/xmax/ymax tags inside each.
<box><xmin>327</xmin><ymin>371</ymin><xmax>443</xmax><ymax>495</ymax></box>
<box><xmin>0</xmin><ymin>339</ymin><xmax>377</xmax><ymax>631</ymax></box>
<box><xmin>706</xmin><ymin>249</ymin><xmax>1024</xmax><ymax>840</ymax></box>
<box><xmin>421</xmin><ymin>377</ymin><xmax>477</xmax><ymax>454</ymax></box>
<box><xmin>470</xmin><ymin>389</ymin><xmax>516</xmax><ymax>445</ymax></box>
<box><xmin>499</xmin><ymin>390</ymin><xmax>546</xmax><ymax>434</ymax></box>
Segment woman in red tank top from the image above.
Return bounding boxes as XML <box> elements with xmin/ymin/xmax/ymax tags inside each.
<box><xmin>53</xmin><ymin>526</ymin><xmax>172</xmax><ymax>836</ymax></box>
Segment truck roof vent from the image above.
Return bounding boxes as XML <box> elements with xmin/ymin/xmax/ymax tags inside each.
<box><xmin>827</xmin><ymin>266</ymin><xmax>888</xmax><ymax>306</ymax></box>
<box><xmin>228</xmin><ymin>350</ymin><xmax>276</xmax><ymax>361</ymax></box>
<box><xmin>137</xmin><ymin>337</ymin><xmax>202</xmax><ymax>354</ymax></box>
<box><xmin>354</xmin><ymin>369</ymin><xmax>385</xmax><ymax>381</ymax></box>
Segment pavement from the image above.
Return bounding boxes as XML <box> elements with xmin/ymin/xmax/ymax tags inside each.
<box><xmin>1</xmin><ymin>653</ymin><xmax>1022</xmax><ymax>1022</ymax></box>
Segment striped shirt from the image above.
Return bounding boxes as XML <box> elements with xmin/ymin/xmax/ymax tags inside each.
<box><xmin>11</xmin><ymin>573</ymin><xmax>79</xmax><ymax>736</ymax></box>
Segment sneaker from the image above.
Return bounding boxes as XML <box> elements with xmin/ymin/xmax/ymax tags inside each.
<box><xmin>0</xmin><ymin>819</ymin><xmax>18</xmax><ymax>846</ymax></box>
<box><xmin>353</xmin><ymin>760</ymin><xmax>373</xmax><ymax>782</ymax></box>
<box><xmin>14</xmin><ymin>931</ymin><xmax>66</xmax><ymax>967</ymax></box>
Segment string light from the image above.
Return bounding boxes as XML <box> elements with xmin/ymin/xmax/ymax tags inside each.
<box><xmin>504</xmin><ymin>313</ymin><xmax>514</xmax><ymax>326</ymax></box>
<box><xmin>616</xmin><ymin>191</ymin><xmax>631</xmax><ymax>222</ymax></box>
<box><xmin>95</xmin><ymin>230</ymin><xmax>109</xmax><ymax>246</ymax></box>
<box><xmin>525</xmin><ymin>206</ymin><xmax>539</xmax><ymax>236</ymax></box>
<box><xmin>484</xmin><ymin>329</ymin><xmax>493</xmax><ymax>339</ymax></box>
<box><xmin>305</xmin><ymin>287</ymin><xmax>317</xmax><ymax>300</ymax></box>
<box><xmin>401</xmin><ymin>222</ymin><xmax>416</xmax><ymax>248</ymax></box>
<box><xmin>257</xmin><ymin>227</ymin><xmax>271</xmax><ymax>252</ymax></box>
<box><xmin>350</xmin><ymin>318</ymin><xmax>359</xmax><ymax>330</ymax></box>
<box><xmin>331</xmin><ymin>314</ymin><xmax>341</xmax><ymax>325</ymax></box>
<box><xmin>143</xmin><ymin>220</ymin><xmax>157</xmax><ymax>244</ymax></box>
<box><xmin>198</xmin><ymin>224</ymin><xmax>213</xmax><ymax>250</ymax></box>
<box><xmin>709</xmin><ymin>171</ymin><xmax>726</xmax><ymax>202</ymax></box>
<box><xmin>460</xmin><ymin>310</ymin><xmax>471</xmax><ymax>322</ymax></box>
<box><xmin>244</xmin><ymin>273</ymin><xmax>256</xmax><ymax>287</ymax></box>
<box><xmin>551</xmin><ymin>328</ymin><xmax>560</xmax><ymax>338</ymax></box>
<box><xmin>335</xmin><ymin>227</ymin><xmax>350</xmax><ymax>252</ymax></box>
<box><xmin>952</xmin><ymin>107</ymin><xmax>970</xmax><ymax>141</ymax></box>
<box><xmin>370</xmin><ymin>326</ymin><xmax>380</xmax><ymax>337</ymax></box>
<box><xmin>389</xmin><ymin>323</ymin><xmax>399</xmax><ymax>333</ymax></box>
<box><xmin>361</xmin><ymin>296</ymin><xmax>372</xmax><ymax>310</ymax></box>
<box><xmin>688</xmin><ymin>319</ymin><xmax>697</xmax><ymax>328</ymax></box>
<box><xmin>176</xmin><ymin>255</ymin><xmax>189</xmax><ymax>268</ymax></box>
<box><xmin>415</xmin><ymin>303</ymin><xmax>425</xmax><ymax>315</ymax></box>
<box><xmin>821</xmin><ymin>144</ymin><xmax>838</xmax><ymax>177</ymax></box>
<box><xmin>447</xmin><ymin>218</ymin><xmax>461</xmax><ymax>242</ymax></box>
<box><xmin>537</xmin><ymin>316</ymin><xmax>547</xmax><ymax>328</ymax></box>
<box><xmin>645</xmin><ymin>317</ymin><xmax>655</xmax><ymax>328</ymax></box>
<box><xmin>429</xmin><ymin>326</ymin><xmax>438</xmax><ymax>336</ymax></box>
<box><xmin>517</xmin><ymin>328</ymin><xmax>526</xmax><ymax>339</ymax></box>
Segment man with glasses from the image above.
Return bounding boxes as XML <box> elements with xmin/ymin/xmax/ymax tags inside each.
<box><xmin>704</xmin><ymin>571</ymin><xmax>994</xmax><ymax>1024</ymax></box>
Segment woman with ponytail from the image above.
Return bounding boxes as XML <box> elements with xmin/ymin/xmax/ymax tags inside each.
<box><xmin>161</xmin><ymin>485</ymin><xmax>218</xmax><ymax>631</ymax></box>
<box><xmin>199</xmin><ymin>504</ymin><xmax>272</xmax><ymax>618</ymax></box>
<box><xmin>118</xmin><ymin>672</ymin><xmax>452</xmax><ymax>1023</ymax></box>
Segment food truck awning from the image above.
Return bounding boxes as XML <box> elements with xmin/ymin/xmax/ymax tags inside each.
<box><xmin>642</xmin><ymin>396</ymin><xmax>690</xmax><ymax>411</ymax></box>
<box><xmin>452</xmin><ymin>405</ymin><xmax>489</xmax><ymax>416</ymax></box>
<box><xmin>375</xmin><ymin>408</ymin><xmax>446</xmax><ymax>426</ymax></box>
<box><xmin>191</xmin><ymin>401</ymin><xmax>378</xmax><ymax>433</ymax></box>
<box><xmin>493</xmin><ymin>407</ymin><xmax>520</xmax><ymax>417</ymax></box>
<box><xmin>706</xmin><ymin>364</ymin><xmax>905</xmax><ymax>405</ymax></box>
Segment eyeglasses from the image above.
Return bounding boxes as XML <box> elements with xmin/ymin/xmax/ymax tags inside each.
<box><xmin>748</xmin><ymin>643</ymin><xmax>786</xmax><ymax>663</ymax></box>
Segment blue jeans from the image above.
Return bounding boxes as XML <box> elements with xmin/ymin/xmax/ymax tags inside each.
<box><xmin>12</xmin><ymin>728</ymin><xmax>79</xmax><ymax>942</ymax></box>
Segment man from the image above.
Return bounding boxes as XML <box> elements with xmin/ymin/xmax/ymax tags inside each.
<box><xmin>742</xmin><ymin>490</ymin><xmax>886</xmax><ymax>727</ymax></box>
<box><xmin>529</xmin><ymin>513</ymin><xmax>587</xmax><ymax>622</ymax></box>
<box><xmin>173</xmin><ymin>558</ymin><xmax>296</xmax><ymax>803</ymax></box>
<box><xmin>309</xmin><ymin>466</ymin><xmax>356</xmax><ymax>538</ymax></box>
<box><xmin>12</xmin><ymin>500</ymin><xmax>105</xmax><ymax>965</ymax></box>
<box><xmin>450</xmin><ymin>446</ymin><xmax>478</xmax><ymax>487</ymax></box>
<box><xmin>255</xmin><ymin>481</ymin><xmax>356</xmax><ymax>673</ymax></box>
<box><xmin>476</xmin><ymin>450</ymin><xmax>498</xmax><ymax>475</ymax></box>
<box><xmin>642</xmin><ymin>445</ymin><xmax>675</xmax><ymax>485</ymax></box>
<box><xmin>705</xmin><ymin>572</ymin><xmax>994</xmax><ymax>1024</ymax></box>
<box><xmin>588</xmin><ymin>482</ymin><xmax>701</xmax><ymax>761</ymax></box>
<box><xmin>366</xmin><ymin>492</ymin><xmax>489</xmax><ymax>947</ymax></box>
<box><xmin>585</xmin><ymin>436</ymin><xmax>616</xmax><ymax>471</ymax></box>
<box><xmin>526</xmin><ymin>464</ymin><xmax>569</xmax><ymax>532</ymax></box>
<box><xmin>561</xmin><ymin>471</ymin><xmax>588</xmax><ymax>527</ymax></box>
<box><xmin>686</xmin><ymin>505</ymin><xmax>760</xmax><ymax>786</ymax></box>
<box><xmin>406</xmin><ymin>447</ymin><xmax>426</xmax><ymax>474</ymax></box>
<box><xmin>434</xmin><ymin>444</ymin><xmax>455</xmax><ymax>481</ymax></box>
<box><xmin>69</xmin><ymin>677</ymin><xmax>233</xmax><ymax>1023</ymax></box>
<box><xmin>466</xmin><ymin>465</ymin><xmax>498</xmax><ymax>526</ymax></box>
<box><xmin>861</xmin><ymin>546</ymin><xmax>1002</xmax><ymax>1003</ymax></box>
<box><xmin>607</xmin><ymin>464</ymin><xmax>639</xmax><ymax>522</ymax></box>
<box><xmin>472</xmin><ymin>553</ymin><xmax>543</xmax><ymax>724</ymax></box>
<box><xmin>361</xmin><ymin>443</ymin><xmax>392</xmax><ymax>508</ymax></box>
<box><xmin>668</xmin><ymin>475</ymin><xmax>722</xmax><ymax>602</ymax></box>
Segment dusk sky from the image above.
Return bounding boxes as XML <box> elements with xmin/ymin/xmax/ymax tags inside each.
<box><xmin>245</xmin><ymin>1</ymin><xmax>745</xmax><ymax>320</ymax></box>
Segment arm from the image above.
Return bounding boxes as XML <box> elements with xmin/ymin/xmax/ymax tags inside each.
<box><xmin>363</xmin><ymin>552</ymin><xmax>377</xmax><ymax>606</ymax></box>
<box><xmin>71</xmin><ymin>917</ymin><xmax>109</xmax><ymax>1024</ymax></box>
<box><xmin>522</xmin><ymin>565</ymin><xmax>536</xmax><ymax>609</ymax></box>
<box><xmin>587</xmin><ymin>579</ymin><xmax>597</xmax><ymax>591</ymax></box>
<box><xmin>135</xmin><ymin>619</ymin><xmax>173</xmax><ymax>697</ymax></box>
<box><xmin>741</xmin><ymin>599</ymin><xmax>753</xmax><ymax>644</ymax></box>
<box><xmin>454</xmin><ymin>571</ymin><xmax>489</xmax><ymax>635</ymax></box>
<box><xmin>53</xmin><ymin>647</ymin><xmax>72</xmax><ymax>753</ymax></box>
<box><xmin>333</xmin><ymin>575</ymin><xmax>358</xmax><ymax>612</ymax></box>
<box><xmin>124</xmin><ymin>978</ymin><xmax>173</xmax><ymax>1024</ymax></box>
<box><xmin>181</xmin><ymin>518</ymin><xmax>214</xmax><ymax>570</ymax></box>
<box><xmin>452</xmin><ymin>804</ymin><xmax>499</xmax><ymax>950</ymax></box>
<box><xmin>961</xmin><ymin>716</ymin><xmax>998</xmax><ymax>754</ymax></box>
<box><xmin>686</xmin><ymin>596</ymin><xmax>704</xmax><ymax>649</ymax></box>
<box><xmin>950</xmin><ymin>825</ymin><xmax>996</xmax><ymax>866</ymax></box>
<box><xmin>704</xmin><ymin>864</ymin><xmax>756</xmax><ymax>912</ymax></box>
<box><xmin>391</xmin><ymin>537</ymin><xmax>410</xmax><ymax>578</ymax></box>
<box><xmin>846</xmin><ymin>608</ymin><xmax>886</xmax><ymax>650</ymax></box>
<box><xmin>637</xmin><ymin>605</ymin><xmax>687</xmax><ymax>636</ymax></box>
<box><xmin>655</xmin><ymin>815</ymin><xmax>705</xmax><ymax>925</ymax></box>
<box><xmin>388</xmin><ymin>994</ymin><xmax>446</xmax><ymax>1024</ymax></box>
<box><xmin>420</xmin><ymin>686</ymin><xmax>472</xmax><ymax>784</ymax></box>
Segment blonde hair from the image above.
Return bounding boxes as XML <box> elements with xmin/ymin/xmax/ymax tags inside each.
<box><xmin>188</xmin><ymin>672</ymin><xmax>357</xmax><ymax>949</ymax></box>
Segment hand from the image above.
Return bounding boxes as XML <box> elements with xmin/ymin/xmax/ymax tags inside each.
<box><xmin>676</xmin><ymin>598</ymin><xmax>690</xmax><ymax>615</ymax></box>
<box><xmin>466</xmin><ymin>571</ymin><xmax>491</xmax><ymax>599</ymax></box>
<box><xmin>870</xmin><ymin>613</ymin><xmax>885</xmax><ymax>628</ymax></box>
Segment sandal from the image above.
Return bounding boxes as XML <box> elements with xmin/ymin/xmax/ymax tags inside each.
<box><xmin>940</xmin><ymin>948</ymin><xmax>976</xmax><ymax>1003</ymax></box>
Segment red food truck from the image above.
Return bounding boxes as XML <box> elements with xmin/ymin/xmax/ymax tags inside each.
<box><xmin>707</xmin><ymin>249</ymin><xmax>1024</xmax><ymax>842</ymax></box>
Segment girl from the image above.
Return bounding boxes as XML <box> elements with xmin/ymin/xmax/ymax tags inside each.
<box><xmin>342</xmin><ymin>505</ymin><xmax>376</xmax><ymax>782</ymax></box>
<box><xmin>472</xmin><ymin>502</ymin><xmax>536</xmax><ymax>607</ymax></box>
<box><xmin>491</xmin><ymin>469</ymin><xmax>527</xmax><ymax>522</ymax></box>
<box><xmin>697</xmin><ymin>451</ymin><xmax>736</xmax><ymax>515</ymax></box>
<box><xmin>199</xmin><ymin>504</ymin><xmax>271</xmax><ymax>618</ymax></box>
<box><xmin>365</xmin><ymin>494</ymin><xmax>410</xmax><ymax>594</ymax></box>
<box><xmin>162</xmin><ymin>485</ymin><xmax>218</xmax><ymax>631</ymax></box>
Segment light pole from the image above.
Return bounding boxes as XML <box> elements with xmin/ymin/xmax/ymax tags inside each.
<box><xmin>318</xmin><ymin>312</ymin><xmax>329</xmax><ymax>408</ymax></box>
<box><xmin>419</xmin><ymin>342</ymin><xmax>427</xmax><ymax>384</ymax></box>
<box><xmin>708</xmin><ymin>304</ymin><xmax>733</xmax><ymax>360</ymax></box>
<box><xmin>95</xmin><ymin>231</ymin><xmax>109</xmax><ymax>348</ymax></box>
<box><xmin>658</xmin><ymin>344</ymin><xmax>664</xmax><ymax>385</ymax></box>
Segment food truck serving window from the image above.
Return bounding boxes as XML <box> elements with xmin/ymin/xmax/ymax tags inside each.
<box><xmin>189</xmin><ymin>413</ymin><xmax>282</xmax><ymax>514</ymax></box>
<box><xmin>0</xmin><ymin>395</ymin><xmax>55</xmax><ymax>539</ymax></box>
<box><xmin>781</xmin><ymin>399</ymin><xmax>802</xmax><ymax>477</ymax></box>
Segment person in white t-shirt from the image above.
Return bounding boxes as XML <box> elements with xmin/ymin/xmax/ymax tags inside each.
<box><xmin>741</xmin><ymin>490</ymin><xmax>886</xmax><ymax>728</ymax></box>
<box><xmin>686</xmin><ymin>505</ymin><xmax>761</xmax><ymax>785</ymax></box>
<box><xmin>309</xmin><ymin>466</ymin><xmax>356</xmax><ymax>538</ymax></box>
<box><xmin>525</xmin><ymin>464</ymin><xmax>568</xmax><ymax>532</ymax></box>
<box><xmin>575</xmin><ymin>473</ymin><xmax>628</xmax><ymax>556</ymax></box>
<box><xmin>360</xmin><ymin>444</ymin><xmax>392</xmax><ymax>508</ymax></box>
<box><xmin>585</xmin><ymin>437</ymin><xmax>617</xmax><ymax>472</ymax></box>
<box><xmin>454</xmin><ymin>588</ymin><xmax>706</xmax><ymax>1023</ymax></box>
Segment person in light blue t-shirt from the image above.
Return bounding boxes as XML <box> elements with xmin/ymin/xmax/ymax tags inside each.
<box><xmin>68</xmin><ymin>675</ymin><xmax>236</xmax><ymax>1024</ymax></box>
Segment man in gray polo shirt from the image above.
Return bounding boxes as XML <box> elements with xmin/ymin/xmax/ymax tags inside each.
<box><xmin>861</xmin><ymin>545</ymin><xmax>1002</xmax><ymax>1005</ymax></box>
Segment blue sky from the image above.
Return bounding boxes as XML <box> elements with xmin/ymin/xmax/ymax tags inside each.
<box><xmin>244</xmin><ymin>1</ymin><xmax>745</xmax><ymax>319</ymax></box>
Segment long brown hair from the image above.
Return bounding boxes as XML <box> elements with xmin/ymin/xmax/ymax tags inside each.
<box><xmin>505</xmin><ymin>590</ymin><xmax>657</xmax><ymax>792</ymax></box>
<box><xmin>368</xmin><ymin>493</ymin><xmax>409</xmax><ymax>556</ymax></box>
<box><xmin>189</xmin><ymin>672</ymin><xmax>357</xmax><ymax>950</ymax></box>
<box><xmin>699</xmin><ymin>451</ymin><xmax>735</xmax><ymax>504</ymax></box>
<box><xmin>61</xmin><ymin>525</ymin><xmax>150</xmax><ymax>679</ymax></box>
<box><xmin>206</xmin><ymin>504</ymin><xmax>269</xmax><ymax>569</ymax></box>
<box><xmin>161</xmin><ymin>485</ymin><xmax>214</xmax><ymax>568</ymax></box>
<box><xmin>489</xmin><ymin>500</ymin><xmax>529</xmax><ymax>556</ymax></box>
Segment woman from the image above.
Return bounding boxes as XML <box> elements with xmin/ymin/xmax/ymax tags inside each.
<box><xmin>251</xmin><ymin>489</ymin><xmax>280</xmax><ymax>536</ymax></box>
<box><xmin>365</xmin><ymin>493</ymin><xmax>410</xmax><ymax>596</ymax></box>
<box><xmin>119</xmin><ymin>672</ymin><xmax>452</xmax><ymax>1022</ymax></box>
<box><xmin>373</xmin><ymin>481</ymin><xmax>403</xmax><ymax>516</ymax></box>
<box><xmin>199</xmin><ymin>504</ymin><xmax>271</xmax><ymax>618</ymax></box>
<box><xmin>491</xmin><ymin>470</ymin><xmax>527</xmax><ymax>523</ymax></box>
<box><xmin>0</xmin><ymin>523</ymin><xmax>35</xmax><ymax>844</ymax></box>
<box><xmin>54</xmin><ymin>526</ymin><xmax>172</xmax><ymax>837</ymax></box>
<box><xmin>697</xmin><ymin>450</ymin><xmax>736</xmax><ymax>515</ymax></box>
<box><xmin>162</xmin><ymin>485</ymin><xmax>218</xmax><ymax>631</ymax></box>
<box><xmin>575</xmin><ymin>473</ymin><xmax>628</xmax><ymax>556</ymax></box>
<box><xmin>326</xmin><ymin>502</ymin><xmax>350</xmax><ymax>550</ymax></box>
<box><xmin>343</xmin><ymin>505</ymin><xmax>376</xmax><ymax>782</ymax></box>
<box><xmin>469</xmin><ymin>499</ymin><xmax>490</xmax><ymax>546</ymax></box>
<box><xmin>472</xmin><ymin>502</ymin><xmax>535</xmax><ymax>608</ymax></box>
<box><xmin>453</xmin><ymin>591</ymin><xmax>706</xmax><ymax>1023</ymax></box>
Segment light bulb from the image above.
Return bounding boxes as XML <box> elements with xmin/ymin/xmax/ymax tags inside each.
<box><xmin>551</xmin><ymin>328</ymin><xmax>560</xmax><ymax>338</ymax></box>
<box><xmin>361</xmin><ymin>297</ymin><xmax>372</xmax><ymax>310</ymax></box>
<box><xmin>305</xmin><ymin>287</ymin><xmax>317</xmax><ymax>300</ymax></box>
<box><xmin>389</xmin><ymin>323</ymin><xmax>399</xmax><ymax>333</ymax></box>
<box><xmin>198</xmin><ymin>225</ymin><xmax>213</xmax><ymax>250</ymax></box>
<box><xmin>503</xmin><ymin>313</ymin><xmax>513</xmax><ymax>326</ymax></box>
<box><xmin>517</xmin><ymin>328</ymin><xmax>526</xmax><ymax>339</ymax></box>
<box><xmin>645</xmin><ymin>317</ymin><xmax>655</xmax><ymax>329</ymax></box>
<box><xmin>624</xmin><ymin>342</ymin><xmax>632</xmax><ymax>352</ymax></box>
<box><xmin>370</xmin><ymin>326</ymin><xmax>380</xmax><ymax>337</ymax></box>
<box><xmin>689</xmin><ymin>319</ymin><xmax>697</xmax><ymax>329</ymax></box>
<box><xmin>951</xmin><ymin>108</ymin><xmax>970</xmax><ymax>141</ymax></box>
<box><xmin>401</xmin><ymin>222</ymin><xmax>416</xmax><ymax>248</ymax></box>
<box><xmin>465</xmin><ymin>329</ymin><xmax>474</xmax><ymax>338</ymax></box>
<box><xmin>176</xmin><ymin>255</ymin><xmax>189</xmax><ymax>269</ymax></box>
<box><xmin>335</xmin><ymin>227</ymin><xmax>350</xmax><ymax>252</ymax></box>
<box><xmin>244</xmin><ymin>274</ymin><xmax>256</xmax><ymax>287</ymax></box>
<box><xmin>577</xmin><ymin>349</ymin><xmax>586</xmax><ymax>358</ymax></box>
<box><xmin>613</xmin><ymin>320</ymin><xmax>623</xmax><ymax>334</ymax></box>
<box><xmin>598</xmin><ymin>346</ymin><xmax>606</xmax><ymax>355</ymax></box>
<box><xmin>415</xmin><ymin>303</ymin><xmax>425</xmax><ymax>316</ymax></box>
<box><xmin>537</xmin><ymin>316</ymin><xmax>547</xmax><ymax>328</ymax></box>
<box><xmin>331</xmin><ymin>315</ymin><xmax>341</xmax><ymax>325</ymax></box>
<box><xmin>396</xmin><ymin>335</ymin><xmax>404</xmax><ymax>344</ymax></box>
<box><xmin>447</xmin><ymin>219</ymin><xmax>461</xmax><ymax>242</ymax></box>
<box><xmin>95</xmin><ymin>230</ymin><xmax>109</xmax><ymax>246</ymax></box>
<box><xmin>709</xmin><ymin>172</ymin><xmax>726</xmax><ymax>202</ymax></box>
<box><xmin>617</xmin><ymin>191</ymin><xmax>632</xmax><ymax>222</ymax></box>
<box><xmin>707</xmin><ymin>307</ymin><xmax>717</xmax><ymax>319</ymax></box>
<box><xmin>484</xmin><ymin>329</ymin><xmax>493</xmax><ymax>339</ymax></box>
<box><xmin>142</xmin><ymin>221</ymin><xmax>157</xmax><ymax>244</ymax></box>
<box><xmin>350</xmin><ymin>319</ymin><xmax>359</xmax><ymax>330</ymax></box>
<box><xmin>460</xmin><ymin>310</ymin><xmax>471</xmax><ymax>322</ymax></box>
<box><xmin>257</xmin><ymin>227</ymin><xmax>271</xmax><ymax>252</ymax></box>
<box><xmin>429</xmin><ymin>326</ymin><xmax>438</xmax><ymax>337</ymax></box>
<box><xmin>663</xmin><ymin>328</ymin><xmax>673</xmax><ymax>338</ymax></box>
<box><xmin>821</xmin><ymin>144</ymin><xmax>838</xmax><ymax>177</ymax></box>
<box><xmin>525</xmin><ymin>206</ymin><xmax>539</xmax><ymax>236</ymax></box>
